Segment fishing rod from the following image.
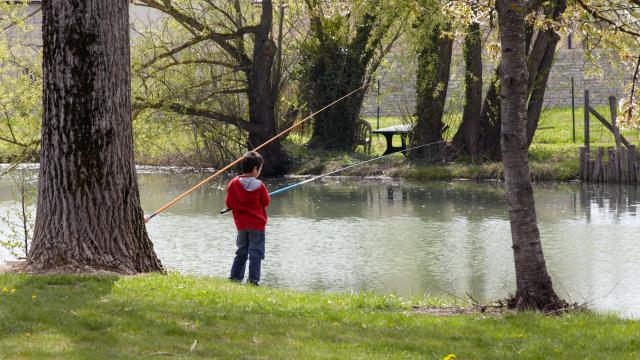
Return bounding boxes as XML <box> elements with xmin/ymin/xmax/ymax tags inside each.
<box><xmin>145</xmin><ymin>82</ymin><xmax>372</xmax><ymax>221</ymax></box>
<box><xmin>220</xmin><ymin>140</ymin><xmax>447</xmax><ymax>214</ymax></box>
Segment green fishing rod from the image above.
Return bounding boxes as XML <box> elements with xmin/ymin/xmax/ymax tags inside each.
<box><xmin>220</xmin><ymin>140</ymin><xmax>447</xmax><ymax>214</ymax></box>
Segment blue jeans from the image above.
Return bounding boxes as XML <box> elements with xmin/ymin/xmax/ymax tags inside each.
<box><xmin>229</xmin><ymin>230</ymin><xmax>265</xmax><ymax>284</ymax></box>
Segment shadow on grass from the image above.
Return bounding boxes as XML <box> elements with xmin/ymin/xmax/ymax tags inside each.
<box><xmin>0</xmin><ymin>274</ymin><xmax>198</xmax><ymax>359</ymax></box>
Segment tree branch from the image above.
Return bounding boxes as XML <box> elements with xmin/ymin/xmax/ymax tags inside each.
<box><xmin>135</xmin><ymin>102</ymin><xmax>261</xmax><ymax>132</ymax></box>
<box><xmin>576</xmin><ymin>0</ymin><xmax>640</xmax><ymax>38</ymax></box>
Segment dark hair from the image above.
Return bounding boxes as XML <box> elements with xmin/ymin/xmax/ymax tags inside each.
<box><xmin>241</xmin><ymin>151</ymin><xmax>264</xmax><ymax>173</ymax></box>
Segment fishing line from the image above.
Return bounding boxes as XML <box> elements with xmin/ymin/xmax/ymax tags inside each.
<box><xmin>146</xmin><ymin>81</ymin><xmax>372</xmax><ymax>221</ymax></box>
<box><xmin>220</xmin><ymin>140</ymin><xmax>447</xmax><ymax>214</ymax></box>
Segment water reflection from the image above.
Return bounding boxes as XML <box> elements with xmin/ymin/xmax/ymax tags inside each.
<box><xmin>1</xmin><ymin>173</ymin><xmax>639</xmax><ymax>318</ymax></box>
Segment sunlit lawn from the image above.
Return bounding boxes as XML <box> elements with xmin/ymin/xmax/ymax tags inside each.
<box><xmin>0</xmin><ymin>273</ymin><xmax>638</xmax><ymax>359</ymax></box>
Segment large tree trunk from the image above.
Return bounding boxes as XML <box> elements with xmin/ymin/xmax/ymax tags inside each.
<box><xmin>410</xmin><ymin>24</ymin><xmax>453</xmax><ymax>162</ymax></box>
<box><xmin>248</xmin><ymin>0</ymin><xmax>288</xmax><ymax>176</ymax></box>
<box><xmin>27</xmin><ymin>0</ymin><xmax>163</xmax><ymax>274</ymax></box>
<box><xmin>496</xmin><ymin>0</ymin><xmax>561</xmax><ymax>310</ymax></box>
<box><xmin>451</xmin><ymin>22</ymin><xmax>483</xmax><ymax>161</ymax></box>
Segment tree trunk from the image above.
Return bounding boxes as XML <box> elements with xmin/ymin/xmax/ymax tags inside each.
<box><xmin>411</xmin><ymin>24</ymin><xmax>453</xmax><ymax>162</ymax></box>
<box><xmin>496</xmin><ymin>0</ymin><xmax>561</xmax><ymax>310</ymax></box>
<box><xmin>477</xmin><ymin>72</ymin><xmax>503</xmax><ymax>160</ymax></box>
<box><xmin>306</xmin><ymin>10</ymin><xmax>377</xmax><ymax>152</ymax></box>
<box><xmin>27</xmin><ymin>0</ymin><xmax>163</xmax><ymax>274</ymax></box>
<box><xmin>248</xmin><ymin>0</ymin><xmax>288</xmax><ymax>176</ymax></box>
<box><xmin>307</xmin><ymin>78</ymin><xmax>367</xmax><ymax>151</ymax></box>
<box><xmin>452</xmin><ymin>22</ymin><xmax>483</xmax><ymax>160</ymax></box>
<box><xmin>526</xmin><ymin>31</ymin><xmax>561</xmax><ymax>145</ymax></box>
<box><xmin>526</xmin><ymin>0</ymin><xmax>566</xmax><ymax>144</ymax></box>
<box><xmin>464</xmin><ymin>0</ymin><xmax>566</xmax><ymax>161</ymax></box>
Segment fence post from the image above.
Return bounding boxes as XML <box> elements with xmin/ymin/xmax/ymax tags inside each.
<box><xmin>594</xmin><ymin>147</ymin><xmax>604</xmax><ymax>182</ymax></box>
<box><xmin>608</xmin><ymin>148</ymin><xmax>618</xmax><ymax>183</ymax></box>
<box><xmin>571</xmin><ymin>77</ymin><xmax>576</xmax><ymax>143</ymax></box>
<box><xmin>609</xmin><ymin>96</ymin><xmax>623</xmax><ymax>180</ymax></box>
<box><xmin>376</xmin><ymin>78</ymin><xmax>380</xmax><ymax>130</ymax></box>
<box><xmin>628</xmin><ymin>145</ymin><xmax>637</xmax><ymax>184</ymax></box>
<box><xmin>584</xmin><ymin>90</ymin><xmax>590</xmax><ymax>149</ymax></box>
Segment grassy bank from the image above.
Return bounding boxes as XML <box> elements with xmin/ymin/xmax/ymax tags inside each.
<box><xmin>0</xmin><ymin>273</ymin><xmax>637</xmax><ymax>359</ymax></box>
<box><xmin>288</xmin><ymin>107</ymin><xmax>639</xmax><ymax>181</ymax></box>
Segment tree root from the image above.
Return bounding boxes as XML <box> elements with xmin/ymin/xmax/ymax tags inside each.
<box><xmin>503</xmin><ymin>295</ymin><xmax>587</xmax><ymax>315</ymax></box>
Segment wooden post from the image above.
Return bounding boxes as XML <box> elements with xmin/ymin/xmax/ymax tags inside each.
<box><xmin>628</xmin><ymin>145</ymin><xmax>637</xmax><ymax>184</ymax></box>
<box><xmin>588</xmin><ymin>159</ymin><xmax>595</xmax><ymax>182</ymax></box>
<box><xmin>609</xmin><ymin>96</ymin><xmax>623</xmax><ymax>180</ymax></box>
<box><xmin>594</xmin><ymin>147</ymin><xmax>604</xmax><ymax>182</ymax></box>
<box><xmin>621</xmin><ymin>147</ymin><xmax>629</xmax><ymax>183</ymax></box>
<box><xmin>608</xmin><ymin>148</ymin><xmax>618</xmax><ymax>182</ymax></box>
<box><xmin>579</xmin><ymin>146</ymin><xmax>587</xmax><ymax>180</ymax></box>
<box><xmin>584</xmin><ymin>91</ymin><xmax>590</xmax><ymax>149</ymax></box>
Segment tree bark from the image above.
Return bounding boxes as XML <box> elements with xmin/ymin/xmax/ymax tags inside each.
<box><xmin>27</xmin><ymin>0</ymin><xmax>163</xmax><ymax>274</ymax></box>
<box><xmin>526</xmin><ymin>31</ymin><xmax>561</xmax><ymax>145</ymax></box>
<box><xmin>526</xmin><ymin>0</ymin><xmax>566</xmax><ymax>144</ymax></box>
<box><xmin>461</xmin><ymin>0</ymin><xmax>566</xmax><ymax>161</ymax></box>
<box><xmin>496</xmin><ymin>0</ymin><xmax>561</xmax><ymax>310</ymax></box>
<box><xmin>248</xmin><ymin>0</ymin><xmax>288</xmax><ymax>175</ymax></box>
<box><xmin>452</xmin><ymin>22</ymin><xmax>483</xmax><ymax>160</ymax></box>
<box><xmin>477</xmin><ymin>72</ymin><xmax>503</xmax><ymax>160</ymax></box>
<box><xmin>411</xmin><ymin>24</ymin><xmax>453</xmax><ymax>162</ymax></box>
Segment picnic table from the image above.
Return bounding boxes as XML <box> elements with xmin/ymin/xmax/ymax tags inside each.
<box><xmin>372</xmin><ymin>124</ymin><xmax>413</xmax><ymax>155</ymax></box>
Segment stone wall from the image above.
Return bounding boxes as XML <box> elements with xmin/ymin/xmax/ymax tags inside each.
<box><xmin>362</xmin><ymin>36</ymin><xmax>634</xmax><ymax>118</ymax></box>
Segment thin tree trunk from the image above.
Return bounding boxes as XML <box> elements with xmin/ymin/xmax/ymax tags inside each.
<box><xmin>496</xmin><ymin>0</ymin><xmax>561</xmax><ymax>310</ymax></box>
<box><xmin>248</xmin><ymin>0</ymin><xmax>288</xmax><ymax>176</ymax></box>
<box><xmin>452</xmin><ymin>22</ymin><xmax>483</xmax><ymax>160</ymax></box>
<box><xmin>527</xmin><ymin>31</ymin><xmax>561</xmax><ymax>145</ymax></box>
<box><xmin>478</xmin><ymin>72</ymin><xmax>502</xmax><ymax>160</ymax></box>
<box><xmin>27</xmin><ymin>0</ymin><xmax>163</xmax><ymax>274</ymax></box>
<box><xmin>526</xmin><ymin>0</ymin><xmax>566</xmax><ymax>144</ymax></box>
<box><xmin>469</xmin><ymin>0</ymin><xmax>566</xmax><ymax>161</ymax></box>
<box><xmin>411</xmin><ymin>24</ymin><xmax>453</xmax><ymax>162</ymax></box>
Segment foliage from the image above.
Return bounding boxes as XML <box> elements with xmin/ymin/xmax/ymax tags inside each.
<box><xmin>130</xmin><ymin>2</ymin><xmax>251</xmax><ymax>167</ymax></box>
<box><xmin>0</xmin><ymin>2</ymin><xmax>42</xmax><ymax>162</ymax></box>
<box><xmin>0</xmin><ymin>273</ymin><xmax>638</xmax><ymax>359</ymax></box>
<box><xmin>290</xmin><ymin>107</ymin><xmax>639</xmax><ymax>181</ymax></box>
<box><xmin>131</xmin><ymin>0</ymin><xmax>307</xmax><ymax>171</ymax></box>
<box><xmin>0</xmin><ymin>168</ymin><xmax>35</xmax><ymax>258</ymax></box>
<box><xmin>567</xmin><ymin>0</ymin><xmax>640</xmax><ymax>128</ymax></box>
<box><xmin>296</xmin><ymin>0</ymin><xmax>407</xmax><ymax>150</ymax></box>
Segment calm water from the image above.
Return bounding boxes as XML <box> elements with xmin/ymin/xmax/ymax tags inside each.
<box><xmin>1</xmin><ymin>173</ymin><xmax>639</xmax><ymax>318</ymax></box>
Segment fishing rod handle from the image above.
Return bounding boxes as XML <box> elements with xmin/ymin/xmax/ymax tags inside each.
<box><xmin>220</xmin><ymin>208</ymin><xmax>232</xmax><ymax>214</ymax></box>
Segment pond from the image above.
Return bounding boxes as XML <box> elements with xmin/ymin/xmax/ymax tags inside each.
<box><xmin>1</xmin><ymin>172</ymin><xmax>639</xmax><ymax>318</ymax></box>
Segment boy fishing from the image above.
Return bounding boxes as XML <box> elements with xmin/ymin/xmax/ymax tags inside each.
<box><xmin>225</xmin><ymin>151</ymin><xmax>270</xmax><ymax>286</ymax></box>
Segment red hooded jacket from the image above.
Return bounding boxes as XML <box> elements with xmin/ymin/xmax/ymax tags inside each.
<box><xmin>225</xmin><ymin>176</ymin><xmax>270</xmax><ymax>231</ymax></box>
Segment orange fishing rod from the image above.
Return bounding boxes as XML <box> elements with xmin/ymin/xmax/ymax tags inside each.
<box><xmin>146</xmin><ymin>82</ymin><xmax>371</xmax><ymax>221</ymax></box>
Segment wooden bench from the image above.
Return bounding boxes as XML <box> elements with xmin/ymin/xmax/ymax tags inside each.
<box><xmin>372</xmin><ymin>124</ymin><xmax>413</xmax><ymax>155</ymax></box>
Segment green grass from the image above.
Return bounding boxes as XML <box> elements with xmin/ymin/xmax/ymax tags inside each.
<box><xmin>288</xmin><ymin>107</ymin><xmax>639</xmax><ymax>181</ymax></box>
<box><xmin>0</xmin><ymin>273</ymin><xmax>638</xmax><ymax>359</ymax></box>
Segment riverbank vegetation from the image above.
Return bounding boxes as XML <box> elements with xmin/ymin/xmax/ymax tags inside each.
<box><xmin>286</xmin><ymin>106</ymin><xmax>640</xmax><ymax>181</ymax></box>
<box><xmin>0</xmin><ymin>273</ymin><xmax>637</xmax><ymax>359</ymax></box>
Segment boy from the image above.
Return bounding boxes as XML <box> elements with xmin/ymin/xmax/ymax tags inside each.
<box><xmin>226</xmin><ymin>151</ymin><xmax>270</xmax><ymax>286</ymax></box>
